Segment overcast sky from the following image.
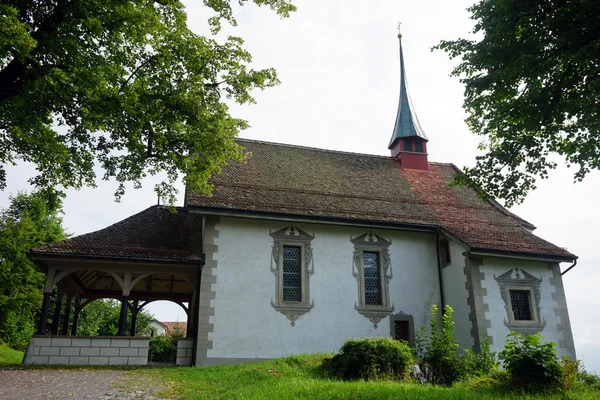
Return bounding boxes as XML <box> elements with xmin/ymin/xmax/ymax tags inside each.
<box><xmin>1</xmin><ymin>0</ymin><xmax>598</xmax><ymax>372</ymax></box>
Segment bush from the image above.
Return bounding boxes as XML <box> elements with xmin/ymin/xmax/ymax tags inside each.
<box><xmin>459</xmin><ymin>337</ymin><xmax>497</xmax><ymax>378</ymax></box>
<box><xmin>149</xmin><ymin>335</ymin><xmax>176</xmax><ymax>362</ymax></box>
<box><xmin>415</xmin><ymin>304</ymin><xmax>463</xmax><ymax>386</ymax></box>
<box><xmin>498</xmin><ymin>332</ymin><xmax>562</xmax><ymax>391</ymax></box>
<box><xmin>327</xmin><ymin>337</ymin><xmax>414</xmax><ymax>381</ymax></box>
<box><xmin>578</xmin><ymin>368</ymin><xmax>600</xmax><ymax>391</ymax></box>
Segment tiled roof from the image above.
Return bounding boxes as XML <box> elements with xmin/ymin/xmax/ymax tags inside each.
<box><xmin>162</xmin><ymin>321</ymin><xmax>187</xmax><ymax>334</ymax></box>
<box><xmin>30</xmin><ymin>206</ymin><xmax>204</xmax><ymax>262</ymax></box>
<box><xmin>186</xmin><ymin>139</ymin><xmax>574</xmax><ymax>260</ymax></box>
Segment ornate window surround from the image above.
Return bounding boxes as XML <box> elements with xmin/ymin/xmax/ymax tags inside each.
<box><xmin>270</xmin><ymin>226</ymin><xmax>314</xmax><ymax>326</ymax></box>
<box><xmin>389</xmin><ymin>312</ymin><xmax>415</xmax><ymax>346</ymax></box>
<box><xmin>495</xmin><ymin>268</ymin><xmax>546</xmax><ymax>335</ymax></box>
<box><xmin>351</xmin><ymin>232</ymin><xmax>394</xmax><ymax>328</ymax></box>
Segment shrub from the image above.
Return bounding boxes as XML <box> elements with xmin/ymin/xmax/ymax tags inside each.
<box><xmin>561</xmin><ymin>358</ymin><xmax>580</xmax><ymax>391</ymax></box>
<box><xmin>415</xmin><ymin>304</ymin><xmax>463</xmax><ymax>386</ymax></box>
<box><xmin>578</xmin><ymin>368</ymin><xmax>600</xmax><ymax>391</ymax></box>
<box><xmin>459</xmin><ymin>337</ymin><xmax>497</xmax><ymax>378</ymax></box>
<box><xmin>466</xmin><ymin>376</ymin><xmax>498</xmax><ymax>391</ymax></box>
<box><xmin>149</xmin><ymin>335</ymin><xmax>176</xmax><ymax>362</ymax></box>
<box><xmin>498</xmin><ymin>332</ymin><xmax>562</xmax><ymax>391</ymax></box>
<box><xmin>327</xmin><ymin>337</ymin><xmax>414</xmax><ymax>381</ymax></box>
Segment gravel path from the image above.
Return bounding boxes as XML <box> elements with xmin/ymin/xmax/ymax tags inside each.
<box><xmin>0</xmin><ymin>369</ymin><xmax>168</xmax><ymax>400</ymax></box>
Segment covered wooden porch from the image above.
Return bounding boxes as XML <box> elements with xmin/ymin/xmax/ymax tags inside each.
<box><xmin>24</xmin><ymin>206</ymin><xmax>205</xmax><ymax>366</ymax></box>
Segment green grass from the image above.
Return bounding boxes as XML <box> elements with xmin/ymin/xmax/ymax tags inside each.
<box><xmin>0</xmin><ymin>343</ymin><xmax>24</xmax><ymax>365</ymax></box>
<box><xmin>137</xmin><ymin>354</ymin><xmax>600</xmax><ymax>400</ymax></box>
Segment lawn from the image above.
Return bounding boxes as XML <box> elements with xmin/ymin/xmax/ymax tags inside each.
<box><xmin>139</xmin><ymin>355</ymin><xmax>600</xmax><ymax>400</ymax></box>
<box><xmin>0</xmin><ymin>343</ymin><xmax>24</xmax><ymax>366</ymax></box>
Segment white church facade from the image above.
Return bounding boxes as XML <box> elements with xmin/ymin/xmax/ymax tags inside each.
<box><xmin>25</xmin><ymin>35</ymin><xmax>576</xmax><ymax>366</ymax></box>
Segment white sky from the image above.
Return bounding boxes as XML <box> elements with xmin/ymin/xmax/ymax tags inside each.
<box><xmin>1</xmin><ymin>0</ymin><xmax>598</xmax><ymax>372</ymax></box>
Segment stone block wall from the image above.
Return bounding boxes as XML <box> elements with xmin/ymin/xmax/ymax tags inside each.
<box><xmin>23</xmin><ymin>336</ymin><xmax>150</xmax><ymax>366</ymax></box>
<box><xmin>176</xmin><ymin>338</ymin><xmax>193</xmax><ymax>366</ymax></box>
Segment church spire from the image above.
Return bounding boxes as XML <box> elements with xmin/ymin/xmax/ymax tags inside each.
<box><xmin>388</xmin><ymin>30</ymin><xmax>429</xmax><ymax>171</ymax></box>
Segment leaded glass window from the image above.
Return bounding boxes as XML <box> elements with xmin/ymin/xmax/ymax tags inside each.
<box><xmin>363</xmin><ymin>251</ymin><xmax>382</xmax><ymax>305</ymax></box>
<box><xmin>510</xmin><ymin>290</ymin><xmax>532</xmax><ymax>320</ymax></box>
<box><xmin>282</xmin><ymin>245</ymin><xmax>302</xmax><ymax>302</ymax></box>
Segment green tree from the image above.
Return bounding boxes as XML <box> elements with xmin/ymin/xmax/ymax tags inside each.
<box><xmin>0</xmin><ymin>190</ymin><xmax>67</xmax><ymax>349</ymax></box>
<box><xmin>76</xmin><ymin>299</ymin><xmax>154</xmax><ymax>336</ymax></box>
<box><xmin>0</xmin><ymin>0</ymin><xmax>296</xmax><ymax>203</ymax></box>
<box><xmin>436</xmin><ymin>0</ymin><xmax>600</xmax><ymax>206</ymax></box>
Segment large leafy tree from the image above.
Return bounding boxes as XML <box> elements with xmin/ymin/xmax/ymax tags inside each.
<box><xmin>0</xmin><ymin>190</ymin><xmax>67</xmax><ymax>349</ymax></box>
<box><xmin>0</xmin><ymin>0</ymin><xmax>295</xmax><ymax>203</ymax></box>
<box><xmin>436</xmin><ymin>0</ymin><xmax>600</xmax><ymax>206</ymax></box>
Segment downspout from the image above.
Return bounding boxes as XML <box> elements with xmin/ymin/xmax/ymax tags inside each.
<box><xmin>561</xmin><ymin>259</ymin><xmax>577</xmax><ymax>276</ymax></box>
<box><xmin>435</xmin><ymin>227</ymin><xmax>446</xmax><ymax>311</ymax></box>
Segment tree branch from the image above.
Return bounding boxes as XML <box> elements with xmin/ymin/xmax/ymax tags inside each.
<box><xmin>118</xmin><ymin>56</ymin><xmax>156</xmax><ymax>94</ymax></box>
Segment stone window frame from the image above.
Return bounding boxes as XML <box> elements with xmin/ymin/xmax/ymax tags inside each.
<box><xmin>270</xmin><ymin>225</ymin><xmax>314</xmax><ymax>326</ymax></box>
<box><xmin>351</xmin><ymin>232</ymin><xmax>395</xmax><ymax>328</ymax></box>
<box><xmin>389</xmin><ymin>312</ymin><xmax>415</xmax><ymax>346</ymax></box>
<box><xmin>495</xmin><ymin>268</ymin><xmax>546</xmax><ymax>335</ymax></box>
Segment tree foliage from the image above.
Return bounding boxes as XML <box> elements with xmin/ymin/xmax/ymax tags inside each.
<box><xmin>0</xmin><ymin>0</ymin><xmax>295</xmax><ymax>203</ymax></box>
<box><xmin>76</xmin><ymin>299</ymin><xmax>154</xmax><ymax>336</ymax></box>
<box><xmin>0</xmin><ymin>190</ymin><xmax>66</xmax><ymax>349</ymax></box>
<box><xmin>436</xmin><ymin>0</ymin><xmax>600</xmax><ymax>206</ymax></box>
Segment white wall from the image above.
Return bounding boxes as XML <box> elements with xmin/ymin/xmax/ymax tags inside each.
<box><xmin>480</xmin><ymin>257</ymin><xmax>567</xmax><ymax>357</ymax></box>
<box><xmin>207</xmin><ymin>217</ymin><xmax>441</xmax><ymax>360</ymax></box>
<box><xmin>441</xmin><ymin>240</ymin><xmax>474</xmax><ymax>350</ymax></box>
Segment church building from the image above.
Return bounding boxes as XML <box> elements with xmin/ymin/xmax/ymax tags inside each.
<box><xmin>24</xmin><ymin>34</ymin><xmax>576</xmax><ymax>366</ymax></box>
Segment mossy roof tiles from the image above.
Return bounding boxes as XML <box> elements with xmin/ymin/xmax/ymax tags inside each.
<box><xmin>187</xmin><ymin>139</ymin><xmax>574</xmax><ymax>260</ymax></box>
<box><xmin>31</xmin><ymin>206</ymin><xmax>204</xmax><ymax>262</ymax></box>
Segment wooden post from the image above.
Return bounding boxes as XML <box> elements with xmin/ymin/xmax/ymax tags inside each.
<box><xmin>117</xmin><ymin>296</ymin><xmax>128</xmax><ymax>336</ymax></box>
<box><xmin>61</xmin><ymin>292</ymin><xmax>73</xmax><ymax>335</ymax></box>
<box><xmin>50</xmin><ymin>285</ymin><xmax>65</xmax><ymax>335</ymax></box>
<box><xmin>36</xmin><ymin>292</ymin><xmax>52</xmax><ymax>335</ymax></box>
<box><xmin>130</xmin><ymin>300</ymin><xmax>139</xmax><ymax>337</ymax></box>
<box><xmin>71</xmin><ymin>295</ymin><xmax>81</xmax><ymax>336</ymax></box>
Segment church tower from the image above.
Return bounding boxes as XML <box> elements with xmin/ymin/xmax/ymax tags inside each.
<box><xmin>388</xmin><ymin>33</ymin><xmax>429</xmax><ymax>171</ymax></box>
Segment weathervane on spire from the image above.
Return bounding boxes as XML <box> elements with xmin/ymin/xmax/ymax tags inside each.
<box><xmin>397</xmin><ymin>21</ymin><xmax>402</xmax><ymax>38</ymax></box>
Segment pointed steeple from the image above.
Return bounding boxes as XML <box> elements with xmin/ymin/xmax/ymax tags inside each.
<box><xmin>388</xmin><ymin>32</ymin><xmax>429</xmax><ymax>170</ymax></box>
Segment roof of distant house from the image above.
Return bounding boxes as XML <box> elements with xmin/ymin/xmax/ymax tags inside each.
<box><xmin>186</xmin><ymin>139</ymin><xmax>575</xmax><ymax>261</ymax></box>
<box><xmin>162</xmin><ymin>322</ymin><xmax>187</xmax><ymax>333</ymax></box>
<box><xmin>30</xmin><ymin>206</ymin><xmax>204</xmax><ymax>263</ymax></box>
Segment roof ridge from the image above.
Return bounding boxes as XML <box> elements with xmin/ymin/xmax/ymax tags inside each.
<box><xmin>236</xmin><ymin>138</ymin><xmax>451</xmax><ymax>166</ymax></box>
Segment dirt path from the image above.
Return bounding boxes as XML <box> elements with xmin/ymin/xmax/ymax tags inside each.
<box><xmin>0</xmin><ymin>369</ymin><xmax>168</xmax><ymax>400</ymax></box>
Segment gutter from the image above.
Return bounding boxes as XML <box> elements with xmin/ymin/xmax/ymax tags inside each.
<box><xmin>435</xmin><ymin>227</ymin><xmax>445</xmax><ymax>311</ymax></box>
<box><xmin>28</xmin><ymin>252</ymin><xmax>205</xmax><ymax>266</ymax></box>
<box><xmin>561</xmin><ymin>259</ymin><xmax>577</xmax><ymax>276</ymax></box>
<box><xmin>187</xmin><ymin>206</ymin><xmax>439</xmax><ymax>233</ymax></box>
<box><xmin>468</xmin><ymin>248</ymin><xmax>576</xmax><ymax>264</ymax></box>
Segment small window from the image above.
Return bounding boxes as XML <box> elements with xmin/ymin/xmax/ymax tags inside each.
<box><xmin>363</xmin><ymin>251</ymin><xmax>382</xmax><ymax>306</ymax></box>
<box><xmin>495</xmin><ymin>268</ymin><xmax>545</xmax><ymax>335</ymax></box>
<box><xmin>390</xmin><ymin>313</ymin><xmax>415</xmax><ymax>346</ymax></box>
<box><xmin>403</xmin><ymin>138</ymin><xmax>412</xmax><ymax>152</ymax></box>
<box><xmin>510</xmin><ymin>290</ymin><xmax>532</xmax><ymax>320</ymax></box>
<box><xmin>439</xmin><ymin>238</ymin><xmax>451</xmax><ymax>266</ymax></box>
<box><xmin>414</xmin><ymin>140</ymin><xmax>424</xmax><ymax>153</ymax></box>
<box><xmin>282</xmin><ymin>246</ymin><xmax>302</xmax><ymax>302</ymax></box>
<box><xmin>394</xmin><ymin>320</ymin><xmax>410</xmax><ymax>342</ymax></box>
